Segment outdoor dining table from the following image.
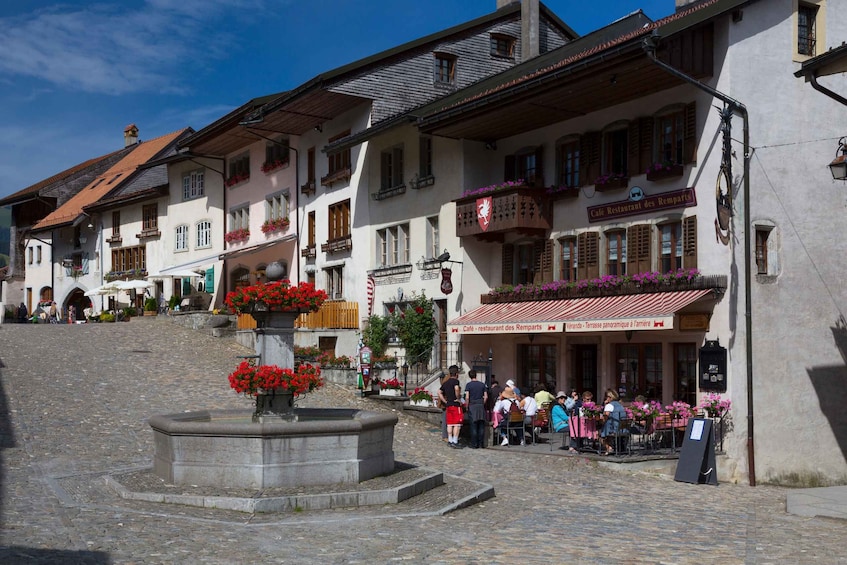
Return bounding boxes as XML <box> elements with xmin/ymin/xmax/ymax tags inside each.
<box><xmin>569</xmin><ymin>415</ymin><xmax>602</xmax><ymax>453</ymax></box>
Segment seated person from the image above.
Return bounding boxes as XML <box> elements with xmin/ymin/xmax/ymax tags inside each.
<box><xmin>494</xmin><ymin>389</ymin><xmax>524</xmax><ymax>446</ymax></box>
<box><xmin>534</xmin><ymin>383</ymin><xmax>555</xmax><ymax>408</ymax></box>
<box><xmin>600</xmin><ymin>388</ymin><xmax>626</xmax><ymax>454</ymax></box>
<box><xmin>551</xmin><ymin>391</ymin><xmax>575</xmax><ymax>452</ymax></box>
<box><xmin>565</xmin><ymin>389</ymin><xmax>580</xmax><ymax>413</ymax></box>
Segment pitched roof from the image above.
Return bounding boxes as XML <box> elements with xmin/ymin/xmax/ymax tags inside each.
<box><xmin>33</xmin><ymin>128</ymin><xmax>191</xmax><ymax>232</ymax></box>
<box><xmin>0</xmin><ymin>146</ymin><xmax>134</xmax><ymax>207</ymax></box>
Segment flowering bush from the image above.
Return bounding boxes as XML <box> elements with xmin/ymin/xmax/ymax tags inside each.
<box><xmin>699</xmin><ymin>392</ymin><xmax>731</xmax><ymax>417</ymax></box>
<box><xmin>261</xmin><ymin>158</ymin><xmax>289</xmax><ymax>173</ymax></box>
<box><xmin>581</xmin><ymin>401</ymin><xmax>604</xmax><ymax>418</ymax></box>
<box><xmin>225</xmin><ymin>280</ymin><xmax>327</xmax><ymax>314</ymax></box>
<box><xmin>224</xmin><ymin>228</ymin><xmax>250</xmax><ymax>243</ymax></box>
<box><xmin>225</xmin><ymin>173</ymin><xmax>249</xmax><ymax>187</ymax></box>
<box><xmin>410</xmin><ymin>387</ymin><xmax>433</xmax><ymax>403</ymax></box>
<box><xmin>630</xmin><ymin>400</ymin><xmax>662</xmax><ymax>421</ymax></box>
<box><xmin>461</xmin><ymin>179</ymin><xmax>527</xmax><ymax>198</ymax></box>
<box><xmin>381</xmin><ymin>377</ymin><xmax>403</xmax><ymax>390</ymax></box>
<box><xmin>645</xmin><ymin>160</ymin><xmax>681</xmax><ymax>175</ymax></box>
<box><xmin>488</xmin><ymin>268</ymin><xmax>702</xmax><ymax>301</ymax></box>
<box><xmin>316</xmin><ymin>352</ymin><xmax>353</xmax><ymax>368</ymax></box>
<box><xmin>664</xmin><ymin>401</ymin><xmax>695</xmax><ymax>420</ymax></box>
<box><xmin>594</xmin><ymin>172</ymin><xmax>628</xmax><ymax>186</ymax></box>
<box><xmin>105</xmin><ymin>269</ymin><xmax>147</xmax><ymax>282</ymax></box>
<box><xmin>294</xmin><ymin>345</ymin><xmax>321</xmax><ymax>358</ymax></box>
<box><xmin>393</xmin><ymin>293</ymin><xmax>437</xmax><ymax>367</ymax></box>
<box><xmin>228</xmin><ymin>360</ymin><xmax>323</xmax><ymax>396</ymax></box>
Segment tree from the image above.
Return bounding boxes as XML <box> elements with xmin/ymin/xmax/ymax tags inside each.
<box><xmin>393</xmin><ymin>293</ymin><xmax>437</xmax><ymax>368</ymax></box>
<box><xmin>362</xmin><ymin>314</ymin><xmax>390</xmax><ymax>357</ymax></box>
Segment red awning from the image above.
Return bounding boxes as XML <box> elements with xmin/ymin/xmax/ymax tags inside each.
<box><xmin>448</xmin><ymin>289</ymin><xmax>713</xmax><ymax>335</ymax></box>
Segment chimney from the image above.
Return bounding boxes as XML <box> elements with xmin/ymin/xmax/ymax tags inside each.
<box><xmin>676</xmin><ymin>0</ymin><xmax>708</xmax><ymax>11</ymax></box>
<box><xmin>124</xmin><ymin>124</ymin><xmax>139</xmax><ymax>147</ymax></box>
<box><xmin>521</xmin><ymin>0</ymin><xmax>540</xmax><ymax>61</ymax></box>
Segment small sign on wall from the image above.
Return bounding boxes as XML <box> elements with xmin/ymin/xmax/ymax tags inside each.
<box><xmin>679</xmin><ymin>313</ymin><xmax>709</xmax><ymax>331</ymax></box>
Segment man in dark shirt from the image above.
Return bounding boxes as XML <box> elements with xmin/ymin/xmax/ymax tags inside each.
<box><xmin>439</xmin><ymin>365</ymin><xmax>463</xmax><ymax>448</ymax></box>
<box><xmin>464</xmin><ymin>370</ymin><xmax>488</xmax><ymax>449</ymax></box>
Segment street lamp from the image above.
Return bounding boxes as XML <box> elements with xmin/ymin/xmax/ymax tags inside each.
<box><xmin>829</xmin><ymin>137</ymin><xmax>847</xmax><ymax>180</ymax></box>
<box><xmin>401</xmin><ymin>362</ymin><xmax>409</xmax><ymax>396</ymax></box>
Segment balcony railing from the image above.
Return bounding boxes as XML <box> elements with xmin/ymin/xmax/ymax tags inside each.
<box><xmin>455</xmin><ymin>185</ymin><xmax>552</xmax><ymax>238</ymax></box>
<box><xmin>320</xmin><ymin>167</ymin><xmax>351</xmax><ymax>188</ymax></box>
<box><xmin>321</xmin><ymin>235</ymin><xmax>352</xmax><ymax>254</ymax></box>
<box><xmin>301</xmin><ymin>244</ymin><xmax>316</xmax><ymax>258</ymax></box>
<box><xmin>295</xmin><ymin>300</ymin><xmax>359</xmax><ymax>329</ymax></box>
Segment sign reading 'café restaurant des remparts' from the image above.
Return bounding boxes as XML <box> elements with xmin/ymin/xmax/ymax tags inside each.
<box><xmin>587</xmin><ymin>187</ymin><xmax>697</xmax><ymax>223</ymax></box>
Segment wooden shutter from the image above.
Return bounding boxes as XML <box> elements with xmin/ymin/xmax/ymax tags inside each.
<box><xmin>627</xmin><ymin>224</ymin><xmax>652</xmax><ymax>274</ymax></box>
<box><xmin>638</xmin><ymin>117</ymin><xmax>654</xmax><ymax>174</ymax></box>
<box><xmin>683</xmin><ymin>215</ymin><xmax>697</xmax><ymax>269</ymax></box>
<box><xmin>577</xmin><ymin>232</ymin><xmax>599</xmax><ymax>279</ymax></box>
<box><xmin>504</xmin><ymin>155</ymin><xmax>516</xmax><ymax>182</ymax></box>
<box><xmin>581</xmin><ymin>132</ymin><xmax>601</xmax><ymax>185</ymax></box>
<box><xmin>380</xmin><ymin>152</ymin><xmax>390</xmax><ymax>190</ymax></box>
<box><xmin>533</xmin><ymin>239</ymin><xmax>553</xmax><ymax>284</ymax></box>
<box><xmin>502</xmin><ymin>243</ymin><xmax>514</xmax><ymax>285</ymax></box>
<box><xmin>533</xmin><ymin>146</ymin><xmax>545</xmax><ymax>187</ymax></box>
<box><xmin>684</xmin><ymin>101</ymin><xmax>697</xmax><ymax>164</ymax></box>
<box><xmin>628</xmin><ymin>121</ymin><xmax>640</xmax><ymax>178</ymax></box>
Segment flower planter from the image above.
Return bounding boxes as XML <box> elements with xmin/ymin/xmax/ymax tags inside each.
<box><xmin>254</xmin><ymin>389</ymin><xmax>295</xmax><ymax>423</ymax></box>
<box><xmin>646</xmin><ymin>164</ymin><xmax>684</xmax><ymax>182</ymax></box>
<box><xmin>410</xmin><ymin>399</ymin><xmax>433</xmax><ymax>407</ymax></box>
<box><xmin>143</xmin><ymin>310</ymin><xmax>157</xmax><ymax>317</ymax></box>
<box><xmin>380</xmin><ymin>389</ymin><xmax>402</xmax><ymax>397</ymax></box>
<box><xmin>594</xmin><ymin>177</ymin><xmax>629</xmax><ymax>192</ymax></box>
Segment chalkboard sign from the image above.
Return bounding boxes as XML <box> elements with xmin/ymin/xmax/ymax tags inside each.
<box><xmin>674</xmin><ymin>418</ymin><xmax>718</xmax><ymax>485</ymax></box>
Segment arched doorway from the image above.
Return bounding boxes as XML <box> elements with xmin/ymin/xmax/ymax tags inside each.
<box><xmin>63</xmin><ymin>288</ymin><xmax>92</xmax><ymax>322</ymax></box>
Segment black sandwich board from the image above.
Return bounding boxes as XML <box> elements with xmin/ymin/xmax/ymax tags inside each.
<box><xmin>673</xmin><ymin>418</ymin><xmax>718</xmax><ymax>485</ymax></box>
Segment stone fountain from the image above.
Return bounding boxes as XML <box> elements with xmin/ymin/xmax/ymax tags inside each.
<box><xmin>149</xmin><ymin>264</ymin><xmax>397</xmax><ymax>489</ymax></box>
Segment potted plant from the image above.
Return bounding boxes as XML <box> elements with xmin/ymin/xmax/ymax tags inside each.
<box><xmin>593</xmin><ymin>172</ymin><xmax>629</xmax><ymax>191</ymax></box>
<box><xmin>409</xmin><ymin>386</ymin><xmax>434</xmax><ymax>407</ymax></box>
<box><xmin>144</xmin><ymin>297</ymin><xmax>158</xmax><ymax>316</ymax></box>
<box><xmin>380</xmin><ymin>377</ymin><xmax>403</xmax><ymax>396</ymax></box>
<box><xmin>228</xmin><ymin>358</ymin><xmax>323</xmax><ymax>422</ymax></box>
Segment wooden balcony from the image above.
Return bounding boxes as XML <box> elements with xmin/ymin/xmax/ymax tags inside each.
<box><xmin>320</xmin><ymin>167</ymin><xmax>351</xmax><ymax>188</ymax></box>
<box><xmin>455</xmin><ymin>185</ymin><xmax>552</xmax><ymax>239</ymax></box>
<box><xmin>321</xmin><ymin>235</ymin><xmax>352</xmax><ymax>254</ymax></box>
<box><xmin>301</xmin><ymin>244</ymin><xmax>316</xmax><ymax>259</ymax></box>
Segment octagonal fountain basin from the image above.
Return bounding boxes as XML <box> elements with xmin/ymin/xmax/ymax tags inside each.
<box><xmin>149</xmin><ymin>408</ymin><xmax>397</xmax><ymax>489</ymax></box>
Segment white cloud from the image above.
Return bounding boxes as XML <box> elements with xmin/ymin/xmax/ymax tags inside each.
<box><xmin>0</xmin><ymin>0</ymin><xmax>268</xmax><ymax>95</ymax></box>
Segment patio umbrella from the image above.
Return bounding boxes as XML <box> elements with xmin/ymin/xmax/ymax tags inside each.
<box><xmin>116</xmin><ymin>279</ymin><xmax>155</xmax><ymax>291</ymax></box>
<box><xmin>84</xmin><ymin>282</ymin><xmax>122</xmax><ymax>296</ymax></box>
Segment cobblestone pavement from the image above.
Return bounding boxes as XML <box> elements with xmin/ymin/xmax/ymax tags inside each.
<box><xmin>0</xmin><ymin>318</ymin><xmax>845</xmax><ymax>564</ymax></box>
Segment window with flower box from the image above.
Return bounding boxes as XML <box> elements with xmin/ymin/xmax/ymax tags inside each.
<box><xmin>301</xmin><ymin>147</ymin><xmax>316</xmax><ymax>194</ymax></box>
<box><xmin>182</xmin><ymin>169</ymin><xmax>205</xmax><ymax>200</ymax></box>
<box><xmin>502</xmin><ymin>239</ymin><xmax>553</xmax><ymax>285</ymax></box>
<box><xmin>660</xmin><ymin>222</ymin><xmax>683</xmax><ymax>273</ymax></box>
<box><xmin>227</xmin><ymin>153</ymin><xmax>250</xmax><ymax>186</ymax></box>
<box><xmin>576</xmin><ymin>232</ymin><xmax>599</xmax><ymax>280</ymax></box>
<box><xmin>627</xmin><ymin>224</ymin><xmax>652</xmax><ymax>274</ymax></box>
<box><xmin>196</xmin><ymin>220</ymin><xmax>211</xmax><ymax>249</ymax></box>
<box><xmin>602</xmin><ymin>123</ymin><xmax>629</xmax><ymax>180</ymax></box>
<box><xmin>434</xmin><ymin>52</ymin><xmax>456</xmax><ymax>85</ymax></box>
<box><xmin>229</xmin><ymin>205</ymin><xmax>249</xmax><ymax>231</ymax></box>
<box><xmin>504</xmin><ymin>146</ymin><xmax>544</xmax><ymax>187</ymax></box>
<box><xmin>175</xmin><ymin>224</ymin><xmax>188</xmax><ymax>251</ymax></box>
<box><xmin>265</xmin><ymin>191</ymin><xmax>289</xmax><ymax>222</ymax></box>
<box><xmin>323</xmin><ymin>131</ymin><xmax>351</xmax><ymax>187</ymax></box>
<box><xmin>328</xmin><ymin>199</ymin><xmax>350</xmax><ymax>241</ymax></box>
<box><xmin>111</xmin><ymin>245</ymin><xmax>146</xmax><ymax>273</ymax></box>
<box><xmin>142</xmin><ymin>204</ymin><xmax>158</xmax><ymax>232</ymax></box>
<box><xmin>111</xmin><ymin>211</ymin><xmax>120</xmax><ymax>236</ymax></box>
<box><xmin>302</xmin><ymin>211</ymin><xmax>316</xmax><ymax>258</ymax></box>
<box><xmin>263</xmin><ymin>138</ymin><xmax>290</xmax><ymax>172</ymax></box>
<box><xmin>490</xmin><ymin>33</ymin><xmax>516</xmax><ymax>59</ymax></box>
<box><xmin>606</xmin><ymin>229</ymin><xmax>627</xmax><ymax>276</ymax></box>
<box><xmin>558</xmin><ymin>237</ymin><xmax>577</xmax><ymax>281</ymax></box>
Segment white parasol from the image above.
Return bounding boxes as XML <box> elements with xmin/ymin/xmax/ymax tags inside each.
<box><xmin>116</xmin><ymin>279</ymin><xmax>156</xmax><ymax>291</ymax></box>
<box><xmin>84</xmin><ymin>282</ymin><xmax>122</xmax><ymax>296</ymax></box>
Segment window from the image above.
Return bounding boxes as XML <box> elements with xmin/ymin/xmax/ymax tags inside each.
<box><xmin>517</xmin><ymin>344</ymin><xmax>557</xmax><ymax>393</ymax></box>
<box><xmin>175</xmin><ymin>225</ymin><xmax>188</xmax><ymax>251</ymax></box>
<box><xmin>308</xmin><ymin>211</ymin><xmax>316</xmax><ymax>247</ymax></box>
<box><xmin>377</xmin><ymin>223</ymin><xmax>410</xmax><ymax>266</ymax></box>
<box><xmin>27</xmin><ymin>247</ymin><xmax>33</xmax><ymax>265</ymax></box>
<box><xmin>196</xmin><ymin>221</ymin><xmax>211</xmax><ymax>249</ymax></box>
<box><xmin>616</xmin><ymin>343</ymin><xmax>663</xmax><ymax>401</ymax></box>
<box><xmin>419</xmin><ymin>137</ymin><xmax>433</xmax><ymax>178</ymax></box>
<box><xmin>307</xmin><ymin>147</ymin><xmax>316</xmax><ymax>183</ymax></box>
<box><xmin>380</xmin><ymin>145</ymin><xmax>404</xmax><ymax>190</ymax></box>
<box><xmin>229</xmin><ymin>205</ymin><xmax>250</xmax><ymax>231</ymax></box>
<box><xmin>576</xmin><ymin>232</ymin><xmax>599</xmax><ymax>280</ymax></box>
<box><xmin>111</xmin><ymin>245</ymin><xmax>146</xmax><ymax>273</ymax></box>
<box><xmin>112</xmin><ymin>211</ymin><xmax>120</xmax><ymax>235</ymax></box>
<box><xmin>755</xmin><ymin>226</ymin><xmax>774</xmax><ymax>275</ymax></box>
<box><xmin>656</xmin><ymin>109</ymin><xmax>685</xmax><ymax>165</ymax></box>
<box><xmin>328</xmin><ymin>200</ymin><xmax>350</xmax><ymax>240</ymax></box>
<box><xmin>327</xmin><ymin>130</ymin><xmax>351</xmax><ymax>176</ymax></box>
<box><xmin>627</xmin><ymin>224</ymin><xmax>652</xmax><ymax>274</ymax></box>
<box><xmin>660</xmin><ymin>222</ymin><xmax>683</xmax><ymax>272</ymax></box>
<box><xmin>798</xmin><ymin>3</ymin><xmax>818</xmax><ymax>56</ymax></box>
<box><xmin>265</xmin><ymin>192</ymin><xmax>289</xmax><ymax>222</ymax></box>
<box><xmin>427</xmin><ymin>216</ymin><xmax>440</xmax><ymax>259</ymax></box>
<box><xmin>324</xmin><ymin>265</ymin><xmax>343</xmax><ymax>299</ymax></box>
<box><xmin>490</xmin><ymin>34</ymin><xmax>516</xmax><ymax>58</ymax></box>
<box><xmin>434</xmin><ymin>53</ymin><xmax>456</xmax><ymax>85</ymax></box>
<box><xmin>182</xmin><ymin>169</ymin><xmax>205</xmax><ymax>200</ymax></box>
<box><xmin>228</xmin><ymin>152</ymin><xmax>250</xmax><ymax>184</ymax></box>
<box><xmin>142</xmin><ymin>204</ymin><xmax>158</xmax><ymax>230</ymax></box>
<box><xmin>674</xmin><ymin>343</ymin><xmax>698</xmax><ymax>406</ymax></box>
<box><xmin>265</xmin><ymin>138</ymin><xmax>289</xmax><ymax>168</ymax></box>
<box><xmin>606</xmin><ymin>230</ymin><xmax>627</xmax><ymax>276</ymax></box>
<box><xmin>502</xmin><ymin>240</ymin><xmax>553</xmax><ymax>285</ymax></box>
<box><xmin>603</xmin><ymin>126</ymin><xmax>628</xmax><ymax>176</ymax></box>
<box><xmin>559</xmin><ymin>237</ymin><xmax>577</xmax><ymax>281</ymax></box>
<box><xmin>556</xmin><ymin>138</ymin><xmax>580</xmax><ymax>187</ymax></box>
<box><xmin>36</xmin><ymin>245</ymin><xmax>42</xmax><ymax>264</ymax></box>
<box><xmin>505</xmin><ymin>146</ymin><xmax>544</xmax><ymax>187</ymax></box>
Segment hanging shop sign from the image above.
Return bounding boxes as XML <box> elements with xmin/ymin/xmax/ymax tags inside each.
<box><xmin>587</xmin><ymin>187</ymin><xmax>697</xmax><ymax>223</ymax></box>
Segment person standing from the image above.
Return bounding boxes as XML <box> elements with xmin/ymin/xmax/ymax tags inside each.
<box><xmin>464</xmin><ymin>370</ymin><xmax>488</xmax><ymax>449</ymax></box>
<box><xmin>439</xmin><ymin>365</ymin><xmax>463</xmax><ymax>448</ymax></box>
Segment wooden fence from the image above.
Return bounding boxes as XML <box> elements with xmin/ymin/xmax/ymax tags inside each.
<box><xmin>236</xmin><ymin>300</ymin><xmax>359</xmax><ymax>331</ymax></box>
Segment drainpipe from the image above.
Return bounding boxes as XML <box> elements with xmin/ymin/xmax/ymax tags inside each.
<box><xmin>644</xmin><ymin>32</ymin><xmax>755</xmax><ymax>486</ymax></box>
<box><xmin>808</xmin><ymin>73</ymin><xmax>847</xmax><ymax>107</ymax></box>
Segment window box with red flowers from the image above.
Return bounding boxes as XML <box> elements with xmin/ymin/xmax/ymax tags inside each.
<box><xmin>261</xmin><ymin>217</ymin><xmax>290</xmax><ymax>234</ymax></box>
<box><xmin>225</xmin><ymin>173</ymin><xmax>250</xmax><ymax>188</ymax></box>
<box><xmin>261</xmin><ymin>159</ymin><xmax>289</xmax><ymax>174</ymax></box>
<box><xmin>593</xmin><ymin>173</ymin><xmax>629</xmax><ymax>192</ymax></box>
<box><xmin>224</xmin><ymin>228</ymin><xmax>250</xmax><ymax>244</ymax></box>
<box><xmin>645</xmin><ymin>162</ymin><xmax>684</xmax><ymax>182</ymax></box>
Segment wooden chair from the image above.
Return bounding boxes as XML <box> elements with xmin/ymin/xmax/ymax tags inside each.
<box><xmin>529</xmin><ymin>408</ymin><xmax>550</xmax><ymax>445</ymax></box>
<box><xmin>503</xmin><ymin>409</ymin><xmax>525</xmax><ymax>446</ymax></box>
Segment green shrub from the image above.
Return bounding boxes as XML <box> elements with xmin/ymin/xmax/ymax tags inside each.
<box><xmin>362</xmin><ymin>314</ymin><xmax>391</xmax><ymax>358</ymax></box>
<box><xmin>122</xmin><ymin>307</ymin><xmax>136</xmax><ymax>318</ymax></box>
<box><xmin>168</xmin><ymin>295</ymin><xmax>180</xmax><ymax>310</ymax></box>
<box><xmin>144</xmin><ymin>297</ymin><xmax>158</xmax><ymax>312</ymax></box>
<box><xmin>100</xmin><ymin>312</ymin><xmax>116</xmax><ymax>323</ymax></box>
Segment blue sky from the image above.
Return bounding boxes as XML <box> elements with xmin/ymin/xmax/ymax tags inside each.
<box><xmin>0</xmin><ymin>0</ymin><xmax>673</xmax><ymax>200</ymax></box>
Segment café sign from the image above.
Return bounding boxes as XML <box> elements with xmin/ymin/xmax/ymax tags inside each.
<box><xmin>587</xmin><ymin>187</ymin><xmax>696</xmax><ymax>223</ymax></box>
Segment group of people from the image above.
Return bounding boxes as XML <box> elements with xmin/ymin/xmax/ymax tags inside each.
<box><xmin>437</xmin><ymin>366</ymin><xmax>627</xmax><ymax>454</ymax></box>
<box><xmin>14</xmin><ymin>301</ymin><xmax>76</xmax><ymax>324</ymax></box>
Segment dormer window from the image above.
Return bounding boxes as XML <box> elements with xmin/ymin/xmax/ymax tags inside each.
<box><xmin>490</xmin><ymin>34</ymin><xmax>516</xmax><ymax>59</ymax></box>
<box><xmin>434</xmin><ymin>53</ymin><xmax>456</xmax><ymax>85</ymax></box>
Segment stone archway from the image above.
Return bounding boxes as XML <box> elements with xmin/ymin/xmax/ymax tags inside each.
<box><xmin>63</xmin><ymin>287</ymin><xmax>92</xmax><ymax>323</ymax></box>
